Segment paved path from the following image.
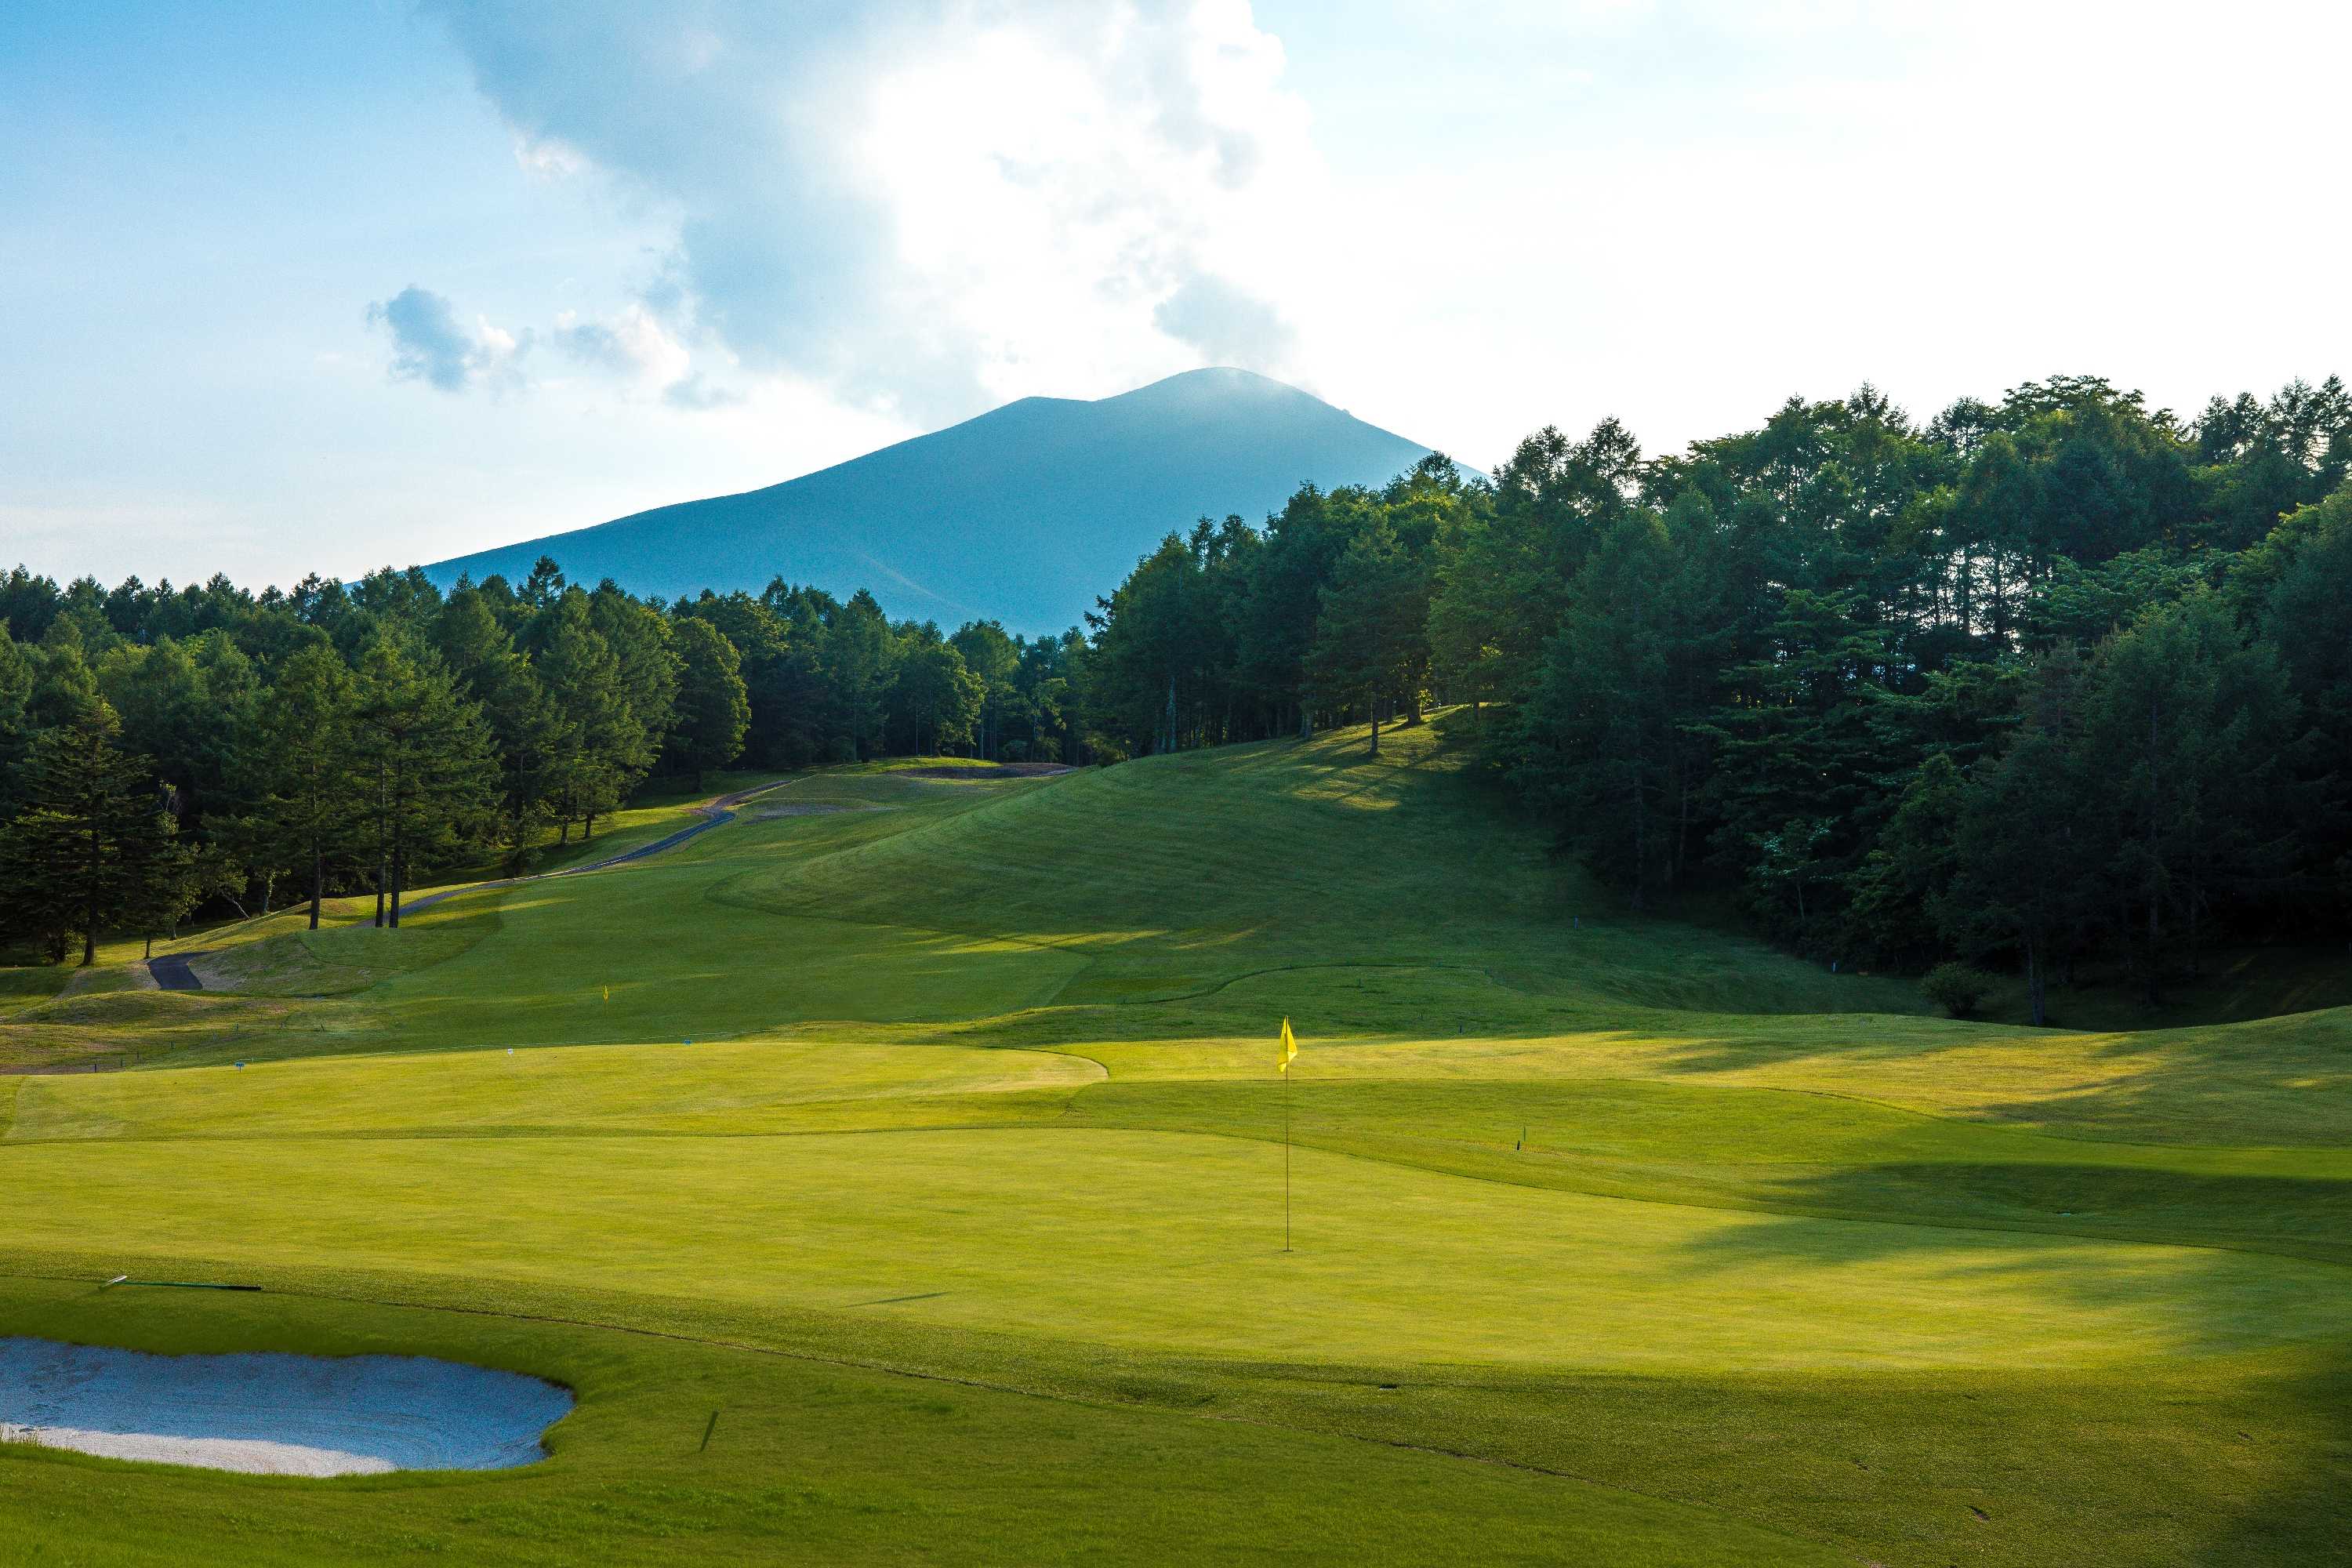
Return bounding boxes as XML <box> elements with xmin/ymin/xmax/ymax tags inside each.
<box><xmin>146</xmin><ymin>954</ymin><xmax>202</xmax><ymax>992</ymax></box>
<box><xmin>146</xmin><ymin>779</ymin><xmax>793</xmax><ymax>993</ymax></box>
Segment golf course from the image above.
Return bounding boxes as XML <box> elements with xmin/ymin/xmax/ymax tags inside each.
<box><xmin>2</xmin><ymin>719</ymin><xmax>2347</xmax><ymax>1566</ymax></box>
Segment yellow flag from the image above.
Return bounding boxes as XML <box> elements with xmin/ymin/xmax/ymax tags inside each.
<box><xmin>1279</xmin><ymin>1017</ymin><xmax>1298</xmax><ymax>1074</ymax></box>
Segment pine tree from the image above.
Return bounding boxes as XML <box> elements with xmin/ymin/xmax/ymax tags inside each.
<box><xmin>589</xmin><ymin>586</ymin><xmax>677</xmax><ymax>822</ymax></box>
<box><xmin>0</xmin><ymin>698</ymin><xmax>185</xmax><ymax>965</ymax></box>
<box><xmin>1305</xmin><ymin>519</ymin><xmax>1427</xmax><ymax>757</ymax></box>
<box><xmin>0</xmin><ymin>621</ymin><xmax>34</xmax><ymax>818</ymax></box>
<box><xmin>236</xmin><ymin>644</ymin><xmax>359</xmax><ymax>930</ymax></box>
<box><xmin>1524</xmin><ymin>510</ymin><xmax>1682</xmax><ymax>906</ymax></box>
<box><xmin>669</xmin><ymin>616</ymin><xmax>750</xmax><ymax>787</ymax></box>
<box><xmin>350</xmin><ymin>637</ymin><xmax>498</xmax><ymax>927</ymax></box>
<box><xmin>436</xmin><ymin>588</ymin><xmax>565</xmax><ymax>866</ymax></box>
<box><xmin>1942</xmin><ymin>653</ymin><xmax>2106</xmax><ymax>1025</ymax></box>
<box><xmin>535</xmin><ymin>593</ymin><xmax>636</xmax><ymax>843</ymax></box>
<box><xmin>2082</xmin><ymin>593</ymin><xmax>2302</xmax><ymax>1000</ymax></box>
<box><xmin>887</xmin><ymin>641</ymin><xmax>983</xmax><ymax>756</ymax></box>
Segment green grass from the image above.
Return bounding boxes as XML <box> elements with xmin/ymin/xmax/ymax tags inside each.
<box><xmin>1969</xmin><ymin>942</ymin><xmax>2352</xmax><ymax>1031</ymax></box>
<box><xmin>2</xmin><ymin>1278</ymin><xmax>1820</xmax><ymax>1568</ymax></box>
<box><xmin>2</xmin><ymin>722</ymin><xmax>2348</xmax><ymax>1565</ymax></box>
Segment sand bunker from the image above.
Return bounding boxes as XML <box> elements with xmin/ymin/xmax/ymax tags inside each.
<box><xmin>0</xmin><ymin>1338</ymin><xmax>571</xmax><ymax>1476</ymax></box>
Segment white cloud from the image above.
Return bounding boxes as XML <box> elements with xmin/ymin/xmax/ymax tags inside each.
<box><xmin>422</xmin><ymin>1</ymin><xmax>1324</xmax><ymax>419</ymax></box>
<box><xmin>551</xmin><ymin>303</ymin><xmax>692</xmax><ymax>390</ymax></box>
<box><xmin>367</xmin><ymin>285</ymin><xmax>531</xmax><ymax>394</ymax></box>
<box><xmin>512</xmin><ymin>134</ymin><xmax>589</xmax><ymax>180</ymax></box>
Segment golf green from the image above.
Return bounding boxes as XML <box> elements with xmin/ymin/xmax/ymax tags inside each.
<box><xmin>2</xmin><ymin>724</ymin><xmax>2346</xmax><ymax>1565</ymax></box>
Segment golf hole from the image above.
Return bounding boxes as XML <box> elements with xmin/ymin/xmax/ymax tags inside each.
<box><xmin>0</xmin><ymin>1338</ymin><xmax>572</xmax><ymax>1477</ymax></box>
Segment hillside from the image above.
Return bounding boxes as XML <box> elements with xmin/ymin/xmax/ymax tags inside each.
<box><xmin>6</xmin><ymin>724</ymin><xmax>2352</xmax><ymax>1566</ymax></box>
<box><xmin>419</xmin><ymin>368</ymin><xmax>1434</xmax><ymax>630</ymax></box>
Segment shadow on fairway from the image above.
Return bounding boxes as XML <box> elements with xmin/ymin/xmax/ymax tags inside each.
<box><xmin>1727</xmin><ymin>1161</ymin><xmax>2352</xmax><ymax>1267</ymax></box>
<box><xmin>2187</xmin><ymin>1342</ymin><xmax>2352</xmax><ymax>1566</ymax></box>
<box><xmin>1671</xmin><ymin>1163</ymin><xmax>2352</xmax><ymax>1363</ymax></box>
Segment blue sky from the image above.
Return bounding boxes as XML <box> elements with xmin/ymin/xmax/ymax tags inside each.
<box><xmin>6</xmin><ymin>2</ymin><xmax>2349</xmax><ymax>590</ymax></box>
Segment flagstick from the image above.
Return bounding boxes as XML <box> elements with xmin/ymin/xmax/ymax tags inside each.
<box><xmin>1283</xmin><ymin>1057</ymin><xmax>1292</xmax><ymax>1254</ymax></box>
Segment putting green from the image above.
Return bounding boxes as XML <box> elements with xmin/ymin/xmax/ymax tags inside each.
<box><xmin>9</xmin><ymin>1116</ymin><xmax>2347</xmax><ymax>1373</ymax></box>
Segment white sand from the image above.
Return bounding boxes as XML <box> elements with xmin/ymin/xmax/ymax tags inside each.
<box><xmin>0</xmin><ymin>1338</ymin><xmax>572</xmax><ymax>1476</ymax></box>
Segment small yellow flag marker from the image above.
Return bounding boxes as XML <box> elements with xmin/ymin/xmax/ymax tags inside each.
<box><xmin>602</xmin><ymin>984</ymin><xmax>609</xmax><ymax>1004</ymax></box>
<box><xmin>1279</xmin><ymin>1017</ymin><xmax>1298</xmax><ymax>1251</ymax></box>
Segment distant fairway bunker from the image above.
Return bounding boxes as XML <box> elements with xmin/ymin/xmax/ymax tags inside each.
<box><xmin>0</xmin><ymin>1338</ymin><xmax>571</xmax><ymax>1477</ymax></box>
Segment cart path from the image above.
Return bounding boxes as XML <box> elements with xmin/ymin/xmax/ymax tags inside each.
<box><xmin>146</xmin><ymin>779</ymin><xmax>795</xmax><ymax>993</ymax></box>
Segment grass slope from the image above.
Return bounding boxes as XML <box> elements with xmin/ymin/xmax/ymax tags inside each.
<box><xmin>3</xmin><ymin>722</ymin><xmax>2348</xmax><ymax>1566</ymax></box>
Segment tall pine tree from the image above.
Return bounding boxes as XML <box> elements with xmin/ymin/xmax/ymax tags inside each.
<box><xmin>0</xmin><ymin>698</ymin><xmax>187</xmax><ymax>965</ymax></box>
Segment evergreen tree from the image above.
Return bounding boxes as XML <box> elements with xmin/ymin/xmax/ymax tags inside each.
<box><xmin>1522</xmin><ymin>511</ymin><xmax>1679</xmax><ymax>905</ymax></box>
<box><xmin>29</xmin><ymin>618</ymin><xmax>99</xmax><ymax>727</ymax></box>
<box><xmin>0</xmin><ymin>621</ymin><xmax>34</xmax><ymax>818</ymax></box>
<box><xmin>676</xmin><ymin>592</ymin><xmax>791</xmax><ymax>764</ymax></box>
<box><xmin>235</xmin><ymin>644</ymin><xmax>358</xmax><ymax>930</ymax></box>
<box><xmin>2081</xmin><ymin>593</ymin><xmax>2301</xmax><ymax>999</ymax></box>
<box><xmin>949</xmin><ymin>620</ymin><xmax>1022</xmax><ymax>759</ymax></box>
<box><xmin>669</xmin><ymin>616</ymin><xmax>750</xmax><ymax>786</ymax></box>
<box><xmin>1942</xmin><ymin>655</ymin><xmax>2104</xmax><ymax>1025</ymax></box>
<box><xmin>1305</xmin><ymin>518</ymin><xmax>1426</xmax><ymax>757</ymax></box>
<box><xmin>590</xmin><ymin>585</ymin><xmax>679</xmax><ymax>815</ymax></box>
<box><xmin>436</xmin><ymin>587</ymin><xmax>565</xmax><ymax>866</ymax></box>
<box><xmin>823</xmin><ymin>590</ymin><xmax>895</xmax><ymax>761</ymax></box>
<box><xmin>350</xmin><ymin>637</ymin><xmax>497</xmax><ymax>926</ymax></box>
<box><xmin>535</xmin><ymin>593</ymin><xmax>637</xmax><ymax>842</ymax></box>
<box><xmin>0</xmin><ymin>698</ymin><xmax>185</xmax><ymax>965</ymax></box>
<box><xmin>888</xmin><ymin>641</ymin><xmax>983</xmax><ymax>755</ymax></box>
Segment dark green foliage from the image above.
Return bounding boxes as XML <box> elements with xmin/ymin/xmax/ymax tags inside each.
<box><xmin>888</xmin><ymin>640</ymin><xmax>984</xmax><ymax>756</ymax></box>
<box><xmin>349</xmin><ymin>637</ymin><xmax>499</xmax><ymax>926</ymax></box>
<box><xmin>0</xmin><ymin>698</ymin><xmax>191</xmax><ymax>964</ymax></box>
<box><xmin>4</xmin><ymin>368</ymin><xmax>2347</xmax><ymax>983</ymax></box>
<box><xmin>1305</xmin><ymin>517</ymin><xmax>1427</xmax><ymax>756</ymax></box>
<box><xmin>667</xmin><ymin>616</ymin><xmax>750</xmax><ymax>786</ymax></box>
<box><xmin>1919</xmin><ymin>961</ymin><xmax>1997</xmax><ymax>1018</ymax></box>
<box><xmin>230</xmin><ymin>644</ymin><xmax>360</xmax><ymax>928</ymax></box>
<box><xmin>1066</xmin><ymin>369</ymin><xmax>2352</xmax><ymax>1004</ymax></box>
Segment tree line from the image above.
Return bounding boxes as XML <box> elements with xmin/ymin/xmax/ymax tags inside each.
<box><xmin>5</xmin><ymin>372</ymin><xmax>2348</xmax><ymax>1014</ymax></box>
<box><xmin>0</xmin><ymin>561</ymin><xmax>1085</xmax><ymax>962</ymax></box>
<box><xmin>1077</xmin><ymin>376</ymin><xmax>2352</xmax><ymax>1019</ymax></box>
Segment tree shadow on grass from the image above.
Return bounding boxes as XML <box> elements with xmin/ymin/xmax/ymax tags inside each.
<box><xmin>2182</xmin><ymin>1341</ymin><xmax>2352</xmax><ymax>1566</ymax></box>
<box><xmin>1671</xmin><ymin>1163</ymin><xmax>2352</xmax><ymax>1364</ymax></box>
<box><xmin>1648</xmin><ymin>1004</ymin><xmax>2352</xmax><ymax>1146</ymax></box>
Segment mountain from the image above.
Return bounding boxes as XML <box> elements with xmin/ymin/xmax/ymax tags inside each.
<box><xmin>418</xmin><ymin>368</ymin><xmax>1434</xmax><ymax>631</ymax></box>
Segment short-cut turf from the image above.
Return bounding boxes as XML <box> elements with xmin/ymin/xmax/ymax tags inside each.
<box><xmin>3</xmin><ymin>718</ymin><xmax>2347</xmax><ymax>1566</ymax></box>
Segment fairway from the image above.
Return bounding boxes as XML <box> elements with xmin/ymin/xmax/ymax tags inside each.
<box><xmin>3</xmin><ymin>728</ymin><xmax>2348</xmax><ymax>1566</ymax></box>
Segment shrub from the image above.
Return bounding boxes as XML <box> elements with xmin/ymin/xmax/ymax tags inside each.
<box><xmin>1920</xmin><ymin>961</ymin><xmax>1996</xmax><ymax>1018</ymax></box>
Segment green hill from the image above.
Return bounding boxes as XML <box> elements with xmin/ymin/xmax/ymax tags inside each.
<box><xmin>3</xmin><ymin>723</ymin><xmax>2350</xmax><ymax>1566</ymax></box>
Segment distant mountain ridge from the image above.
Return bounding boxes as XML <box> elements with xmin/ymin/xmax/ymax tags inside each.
<box><xmin>419</xmin><ymin>368</ymin><xmax>1433</xmax><ymax>632</ymax></box>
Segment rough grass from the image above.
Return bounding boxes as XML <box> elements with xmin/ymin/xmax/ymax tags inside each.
<box><xmin>2</xmin><ymin>722</ymin><xmax>2348</xmax><ymax>1565</ymax></box>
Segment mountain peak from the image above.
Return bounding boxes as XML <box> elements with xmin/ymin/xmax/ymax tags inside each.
<box><xmin>1106</xmin><ymin>365</ymin><xmax>1308</xmax><ymax>405</ymax></box>
<box><xmin>423</xmin><ymin>372</ymin><xmax>1429</xmax><ymax>630</ymax></box>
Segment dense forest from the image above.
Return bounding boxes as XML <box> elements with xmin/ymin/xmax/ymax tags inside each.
<box><xmin>4</xmin><ymin>373</ymin><xmax>2348</xmax><ymax>1019</ymax></box>
<box><xmin>1081</xmin><ymin>375</ymin><xmax>2352</xmax><ymax>1018</ymax></box>
<box><xmin>0</xmin><ymin>561</ymin><xmax>1084</xmax><ymax>962</ymax></box>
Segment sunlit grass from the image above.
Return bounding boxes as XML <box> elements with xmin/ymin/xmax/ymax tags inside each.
<box><xmin>2</xmin><ymin>725</ymin><xmax>2347</xmax><ymax>1565</ymax></box>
